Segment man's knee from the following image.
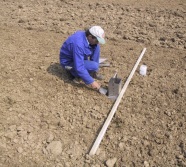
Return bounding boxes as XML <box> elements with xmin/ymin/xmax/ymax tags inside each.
<box><xmin>84</xmin><ymin>60</ymin><xmax>99</xmax><ymax>71</ymax></box>
<box><xmin>92</xmin><ymin>61</ymin><xmax>99</xmax><ymax>71</ymax></box>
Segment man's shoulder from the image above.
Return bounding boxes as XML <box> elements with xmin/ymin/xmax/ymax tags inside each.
<box><xmin>72</xmin><ymin>30</ymin><xmax>84</xmax><ymax>38</ymax></box>
<box><xmin>71</xmin><ymin>31</ymin><xmax>88</xmax><ymax>47</ymax></box>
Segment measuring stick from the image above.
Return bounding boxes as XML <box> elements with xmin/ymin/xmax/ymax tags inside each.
<box><xmin>89</xmin><ymin>48</ymin><xmax>147</xmax><ymax>155</ymax></box>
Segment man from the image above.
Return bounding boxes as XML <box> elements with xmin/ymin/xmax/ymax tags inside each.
<box><xmin>59</xmin><ymin>25</ymin><xmax>106</xmax><ymax>90</ymax></box>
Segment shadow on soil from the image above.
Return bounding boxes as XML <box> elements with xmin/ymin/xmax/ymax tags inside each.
<box><xmin>47</xmin><ymin>62</ymin><xmax>94</xmax><ymax>90</ymax></box>
<box><xmin>47</xmin><ymin>62</ymin><xmax>73</xmax><ymax>81</ymax></box>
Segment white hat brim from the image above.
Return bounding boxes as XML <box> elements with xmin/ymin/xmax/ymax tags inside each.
<box><xmin>97</xmin><ymin>37</ymin><xmax>105</xmax><ymax>44</ymax></box>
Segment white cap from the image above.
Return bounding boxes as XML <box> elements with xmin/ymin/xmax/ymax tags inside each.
<box><xmin>89</xmin><ymin>26</ymin><xmax>105</xmax><ymax>44</ymax></box>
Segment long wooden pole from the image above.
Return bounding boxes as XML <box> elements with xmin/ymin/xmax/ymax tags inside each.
<box><xmin>89</xmin><ymin>48</ymin><xmax>147</xmax><ymax>155</ymax></box>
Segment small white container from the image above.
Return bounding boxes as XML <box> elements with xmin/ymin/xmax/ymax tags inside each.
<box><xmin>140</xmin><ymin>65</ymin><xmax>147</xmax><ymax>76</ymax></box>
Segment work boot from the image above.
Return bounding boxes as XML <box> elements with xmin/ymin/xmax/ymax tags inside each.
<box><xmin>72</xmin><ymin>77</ymin><xmax>81</xmax><ymax>84</ymax></box>
<box><xmin>66</xmin><ymin>70</ymin><xmax>74</xmax><ymax>80</ymax></box>
<box><xmin>65</xmin><ymin>70</ymin><xmax>80</xmax><ymax>83</ymax></box>
<box><xmin>90</xmin><ymin>72</ymin><xmax>104</xmax><ymax>80</ymax></box>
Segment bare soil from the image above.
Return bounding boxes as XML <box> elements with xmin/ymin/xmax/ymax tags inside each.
<box><xmin>0</xmin><ymin>0</ymin><xmax>186</xmax><ymax>167</ymax></box>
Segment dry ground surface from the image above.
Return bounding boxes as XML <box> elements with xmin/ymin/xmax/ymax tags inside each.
<box><xmin>0</xmin><ymin>0</ymin><xmax>186</xmax><ymax>167</ymax></box>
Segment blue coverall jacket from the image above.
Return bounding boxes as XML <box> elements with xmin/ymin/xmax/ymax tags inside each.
<box><xmin>60</xmin><ymin>31</ymin><xmax>100</xmax><ymax>85</ymax></box>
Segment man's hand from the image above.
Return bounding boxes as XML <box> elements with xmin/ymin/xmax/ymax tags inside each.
<box><xmin>90</xmin><ymin>81</ymin><xmax>101</xmax><ymax>90</ymax></box>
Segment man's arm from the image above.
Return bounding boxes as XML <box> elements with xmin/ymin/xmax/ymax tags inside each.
<box><xmin>90</xmin><ymin>45</ymin><xmax>100</xmax><ymax>63</ymax></box>
<box><xmin>73</xmin><ymin>44</ymin><xmax>94</xmax><ymax>85</ymax></box>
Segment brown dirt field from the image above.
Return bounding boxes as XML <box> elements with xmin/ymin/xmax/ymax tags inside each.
<box><xmin>0</xmin><ymin>0</ymin><xmax>186</xmax><ymax>167</ymax></box>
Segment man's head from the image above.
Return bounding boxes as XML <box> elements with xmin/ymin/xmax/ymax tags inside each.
<box><xmin>85</xmin><ymin>26</ymin><xmax>105</xmax><ymax>45</ymax></box>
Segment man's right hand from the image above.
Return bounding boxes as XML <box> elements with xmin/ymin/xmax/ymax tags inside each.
<box><xmin>90</xmin><ymin>81</ymin><xmax>101</xmax><ymax>90</ymax></box>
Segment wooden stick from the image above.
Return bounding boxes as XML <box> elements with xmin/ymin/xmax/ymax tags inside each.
<box><xmin>113</xmin><ymin>72</ymin><xmax>117</xmax><ymax>78</ymax></box>
<box><xmin>89</xmin><ymin>48</ymin><xmax>147</xmax><ymax>155</ymax></box>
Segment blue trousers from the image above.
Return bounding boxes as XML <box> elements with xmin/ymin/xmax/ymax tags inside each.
<box><xmin>68</xmin><ymin>60</ymin><xmax>99</xmax><ymax>77</ymax></box>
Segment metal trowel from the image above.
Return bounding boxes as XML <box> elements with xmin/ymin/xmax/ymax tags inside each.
<box><xmin>99</xmin><ymin>87</ymin><xmax>108</xmax><ymax>95</ymax></box>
